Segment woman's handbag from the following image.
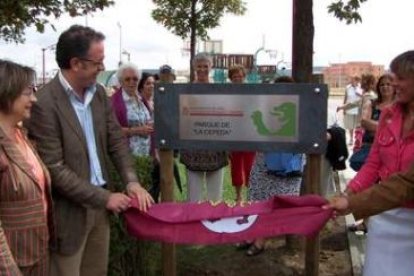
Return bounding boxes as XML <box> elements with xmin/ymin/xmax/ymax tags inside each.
<box><xmin>353</xmin><ymin>127</ymin><xmax>365</xmax><ymax>151</ymax></box>
<box><xmin>349</xmin><ymin>144</ymin><xmax>371</xmax><ymax>171</ymax></box>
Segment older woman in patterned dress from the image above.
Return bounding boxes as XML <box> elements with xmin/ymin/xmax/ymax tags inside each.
<box><xmin>111</xmin><ymin>63</ymin><xmax>153</xmax><ymax>157</ymax></box>
<box><xmin>245</xmin><ymin>76</ymin><xmax>305</xmax><ymax>256</ymax></box>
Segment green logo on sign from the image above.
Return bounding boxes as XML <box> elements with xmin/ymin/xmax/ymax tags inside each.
<box><xmin>251</xmin><ymin>102</ymin><xmax>296</xmax><ymax>137</ymax></box>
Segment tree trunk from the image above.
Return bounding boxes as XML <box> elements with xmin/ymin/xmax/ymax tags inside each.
<box><xmin>292</xmin><ymin>2</ymin><xmax>319</xmax><ymax>276</ymax></box>
<box><xmin>292</xmin><ymin>0</ymin><xmax>314</xmax><ymax>83</ymax></box>
<box><xmin>189</xmin><ymin>0</ymin><xmax>197</xmax><ymax>82</ymax></box>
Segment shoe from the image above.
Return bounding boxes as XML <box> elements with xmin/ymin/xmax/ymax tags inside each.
<box><xmin>245</xmin><ymin>244</ymin><xmax>265</xmax><ymax>257</ymax></box>
<box><xmin>235</xmin><ymin>241</ymin><xmax>252</xmax><ymax>250</ymax></box>
<box><xmin>348</xmin><ymin>222</ymin><xmax>367</xmax><ymax>234</ymax></box>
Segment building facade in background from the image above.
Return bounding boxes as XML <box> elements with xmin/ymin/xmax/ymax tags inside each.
<box><xmin>323</xmin><ymin>62</ymin><xmax>385</xmax><ymax>88</ymax></box>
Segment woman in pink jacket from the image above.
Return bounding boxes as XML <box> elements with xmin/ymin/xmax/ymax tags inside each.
<box><xmin>345</xmin><ymin>50</ymin><xmax>414</xmax><ymax>276</ymax></box>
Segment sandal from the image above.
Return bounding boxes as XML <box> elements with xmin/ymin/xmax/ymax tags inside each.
<box><xmin>245</xmin><ymin>244</ymin><xmax>265</xmax><ymax>257</ymax></box>
<box><xmin>235</xmin><ymin>241</ymin><xmax>252</xmax><ymax>250</ymax></box>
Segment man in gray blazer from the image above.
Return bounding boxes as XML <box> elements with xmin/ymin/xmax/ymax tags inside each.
<box><xmin>26</xmin><ymin>25</ymin><xmax>153</xmax><ymax>276</ymax></box>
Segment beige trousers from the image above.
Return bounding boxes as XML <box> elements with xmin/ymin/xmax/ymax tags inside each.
<box><xmin>187</xmin><ymin>168</ymin><xmax>224</xmax><ymax>202</ymax></box>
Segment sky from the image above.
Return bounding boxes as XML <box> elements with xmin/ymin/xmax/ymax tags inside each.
<box><xmin>0</xmin><ymin>0</ymin><xmax>412</xmax><ymax>76</ymax></box>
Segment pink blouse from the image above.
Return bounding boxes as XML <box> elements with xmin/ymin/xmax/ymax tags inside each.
<box><xmin>348</xmin><ymin>103</ymin><xmax>414</xmax><ymax>208</ymax></box>
<box><xmin>15</xmin><ymin>129</ymin><xmax>47</xmax><ymax>211</ymax></box>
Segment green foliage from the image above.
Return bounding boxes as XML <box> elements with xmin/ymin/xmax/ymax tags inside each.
<box><xmin>151</xmin><ymin>0</ymin><xmax>246</xmax><ymax>40</ymax></box>
<box><xmin>0</xmin><ymin>0</ymin><xmax>114</xmax><ymax>43</ymax></box>
<box><xmin>108</xmin><ymin>155</ymin><xmax>161</xmax><ymax>276</ymax></box>
<box><xmin>327</xmin><ymin>0</ymin><xmax>368</xmax><ymax>24</ymax></box>
<box><xmin>151</xmin><ymin>0</ymin><xmax>246</xmax><ymax>80</ymax></box>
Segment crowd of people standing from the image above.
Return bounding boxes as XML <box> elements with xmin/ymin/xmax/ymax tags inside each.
<box><xmin>1</xmin><ymin>23</ymin><xmax>414</xmax><ymax>276</ymax></box>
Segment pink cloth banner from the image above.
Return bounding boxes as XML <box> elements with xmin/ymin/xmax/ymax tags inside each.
<box><xmin>124</xmin><ymin>195</ymin><xmax>332</xmax><ymax>245</ymax></box>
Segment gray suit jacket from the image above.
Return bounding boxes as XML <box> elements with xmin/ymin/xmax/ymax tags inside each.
<box><xmin>26</xmin><ymin>76</ymin><xmax>138</xmax><ymax>255</ymax></box>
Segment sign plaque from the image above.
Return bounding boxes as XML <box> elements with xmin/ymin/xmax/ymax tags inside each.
<box><xmin>154</xmin><ymin>83</ymin><xmax>327</xmax><ymax>154</ymax></box>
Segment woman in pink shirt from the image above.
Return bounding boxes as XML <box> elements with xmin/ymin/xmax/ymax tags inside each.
<box><xmin>345</xmin><ymin>51</ymin><xmax>414</xmax><ymax>276</ymax></box>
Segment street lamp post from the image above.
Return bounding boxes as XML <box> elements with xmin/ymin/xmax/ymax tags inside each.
<box><xmin>117</xmin><ymin>22</ymin><xmax>122</xmax><ymax>67</ymax></box>
<box><xmin>42</xmin><ymin>44</ymin><xmax>56</xmax><ymax>85</ymax></box>
<box><xmin>42</xmin><ymin>48</ymin><xmax>46</xmax><ymax>85</ymax></box>
<box><xmin>122</xmin><ymin>50</ymin><xmax>131</xmax><ymax>62</ymax></box>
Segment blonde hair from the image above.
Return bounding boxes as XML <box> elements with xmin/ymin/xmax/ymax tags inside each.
<box><xmin>228</xmin><ymin>64</ymin><xmax>246</xmax><ymax>80</ymax></box>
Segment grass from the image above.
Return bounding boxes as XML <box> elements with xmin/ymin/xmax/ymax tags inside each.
<box><xmin>173</xmin><ymin>162</ymin><xmax>247</xmax><ymax>203</ymax></box>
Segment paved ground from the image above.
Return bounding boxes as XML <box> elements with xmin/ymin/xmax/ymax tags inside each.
<box><xmin>327</xmin><ymin>95</ymin><xmax>366</xmax><ymax>276</ymax></box>
<box><xmin>338</xmin><ymin>145</ymin><xmax>366</xmax><ymax>276</ymax></box>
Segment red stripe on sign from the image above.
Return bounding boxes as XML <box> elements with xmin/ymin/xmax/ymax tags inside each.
<box><xmin>189</xmin><ymin>112</ymin><xmax>243</xmax><ymax>116</ymax></box>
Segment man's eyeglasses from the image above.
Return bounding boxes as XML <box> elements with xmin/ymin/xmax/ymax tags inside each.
<box><xmin>79</xmin><ymin>58</ymin><xmax>105</xmax><ymax>69</ymax></box>
<box><xmin>124</xmin><ymin>77</ymin><xmax>139</xmax><ymax>82</ymax></box>
<box><xmin>21</xmin><ymin>85</ymin><xmax>37</xmax><ymax>97</ymax></box>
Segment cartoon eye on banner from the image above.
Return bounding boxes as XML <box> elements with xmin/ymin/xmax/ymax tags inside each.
<box><xmin>124</xmin><ymin>195</ymin><xmax>332</xmax><ymax>245</ymax></box>
<box><xmin>201</xmin><ymin>214</ymin><xmax>258</xmax><ymax>234</ymax></box>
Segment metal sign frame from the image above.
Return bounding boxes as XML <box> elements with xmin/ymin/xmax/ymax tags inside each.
<box><xmin>154</xmin><ymin>83</ymin><xmax>327</xmax><ymax>154</ymax></box>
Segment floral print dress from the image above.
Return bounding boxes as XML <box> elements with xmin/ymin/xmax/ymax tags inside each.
<box><xmin>123</xmin><ymin>91</ymin><xmax>152</xmax><ymax>156</ymax></box>
<box><xmin>247</xmin><ymin>152</ymin><xmax>304</xmax><ymax>201</ymax></box>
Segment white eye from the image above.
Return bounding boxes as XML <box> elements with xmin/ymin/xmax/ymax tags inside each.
<box><xmin>201</xmin><ymin>215</ymin><xmax>258</xmax><ymax>233</ymax></box>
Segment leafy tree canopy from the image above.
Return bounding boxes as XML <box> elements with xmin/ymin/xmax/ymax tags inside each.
<box><xmin>328</xmin><ymin>0</ymin><xmax>368</xmax><ymax>24</ymax></box>
<box><xmin>151</xmin><ymin>0</ymin><xmax>246</xmax><ymax>40</ymax></box>
<box><xmin>0</xmin><ymin>0</ymin><xmax>114</xmax><ymax>43</ymax></box>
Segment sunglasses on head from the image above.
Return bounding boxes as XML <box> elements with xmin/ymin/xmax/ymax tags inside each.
<box><xmin>124</xmin><ymin>77</ymin><xmax>139</xmax><ymax>82</ymax></box>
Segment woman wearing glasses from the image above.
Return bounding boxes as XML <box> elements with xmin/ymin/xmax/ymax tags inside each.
<box><xmin>0</xmin><ymin>59</ymin><xmax>53</xmax><ymax>275</ymax></box>
<box><xmin>111</xmin><ymin>63</ymin><xmax>153</xmax><ymax>156</ymax></box>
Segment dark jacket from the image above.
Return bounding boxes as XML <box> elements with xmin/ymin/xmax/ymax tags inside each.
<box><xmin>326</xmin><ymin>126</ymin><xmax>348</xmax><ymax>171</ymax></box>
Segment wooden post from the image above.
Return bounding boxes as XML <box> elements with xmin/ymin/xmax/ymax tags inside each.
<box><xmin>304</xmin><ymin>154</ymin><xmax>322</xmax><ymax>276</ymax></box>
<box><xmin>159</xmin><ymin>150</ymin><xmax>176</xmax><ymax>276</ymax></box>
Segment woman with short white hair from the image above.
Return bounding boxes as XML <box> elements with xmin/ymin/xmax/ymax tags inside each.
<box><xmin>111</xmin><ymin>62</ymin><xmax>153</xmax><ymax>156</ymax></box>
